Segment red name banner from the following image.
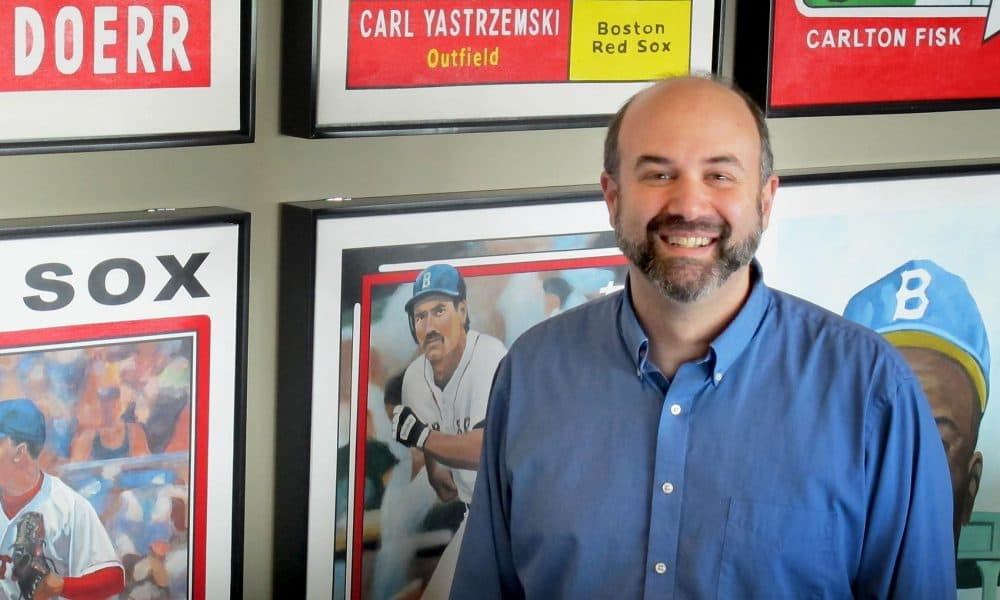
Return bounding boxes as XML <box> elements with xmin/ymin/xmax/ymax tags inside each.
<box><xmin>0</xmin><ymin>0</ymin><xmax>210</xmax><ymax>92</ymax></box>
<box><xmin>346</xmin><ymin>0</ymin><xmax>571</xmax><ymax>88</ymax></box>
<box><xmin>771</xmin><ymin>2</ymin><xmax>1000</xmax><ymax>107</ymax></box>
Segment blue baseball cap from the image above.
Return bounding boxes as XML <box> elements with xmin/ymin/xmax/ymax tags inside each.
<box><xmin>404</xmin><ymin>264</ymin><xmax>466</xmax><ymax>314</ymax></box>
<box><xmin>843</xmin><ymin>259</ymin><xmax>990</xmax><ymax>412</ymax></box>
<box><xmin>0</xmin><ymin>398</ymin><xmax>46</xmax><ymax>445</ymax></box>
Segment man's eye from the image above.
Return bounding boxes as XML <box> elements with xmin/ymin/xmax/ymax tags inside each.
<box><xmin>642</xmin><ymin>172</ymin><xmax>670</xmax><ymax>182</ymax></box>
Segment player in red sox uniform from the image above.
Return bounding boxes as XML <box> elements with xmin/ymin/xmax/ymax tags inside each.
<box><xmin>392</xmin><ymin>264</ymin><xmax>506</xmax><ymax>599</ymax></box>
<box><xmin>0</xmin><ymin>398</ymin><xmax>124</xmax><ymax>599</ymax></box>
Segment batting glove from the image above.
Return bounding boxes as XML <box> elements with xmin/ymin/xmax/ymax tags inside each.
<box><xmin>392</xmin><ymin>405</ymin><xmax>431</xmax><ymax>449</ymax></box>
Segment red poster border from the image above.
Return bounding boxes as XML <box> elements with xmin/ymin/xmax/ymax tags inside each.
<box><xmin>349</xmin><ymin>254</ymin><xmax>626</xmax><ymax>595</ymax></box>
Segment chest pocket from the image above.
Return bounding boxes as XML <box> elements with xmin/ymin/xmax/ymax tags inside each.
<box><xmin>718</xmin><ymin>499</ymin><xmax>839</xmax><ymax>600</ymax></box>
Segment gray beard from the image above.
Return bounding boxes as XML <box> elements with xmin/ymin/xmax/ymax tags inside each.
<box><xmin>614</xmin><ymin>204</ymin><xmax>763</xmax><ymax>303</ymax></box>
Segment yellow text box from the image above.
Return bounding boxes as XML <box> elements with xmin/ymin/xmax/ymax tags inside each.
<box><xmin>569</xmin><ymin>0</ymin><xmax>692</xmax><ymax>81</ymax></box>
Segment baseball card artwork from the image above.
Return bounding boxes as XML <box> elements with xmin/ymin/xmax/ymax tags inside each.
<box><xmin>277</xmin><ymin>188</ymin><xmax>626</xmax><ymax>599</ymax></box>
<box><xmin>0</xmin><ymin>208</ymin><xmax>249</xmax><ymax>599</ymax></box>
<box><xmin>756</xmin><ymin>169</ymin><xmax>1000</xmax><ymax>596</ymax></box>
<box><xmin>734</xmin><ymin>0</ymin><xmax>1000</xmax><ymax>115</ymax></box>
<box><xmin>282</xmin><ymin>0</ymin><xmax>720</xmax><ymax>134</ymax></box>
<box><xmin>0</xmin><ymin>0</ymin><xmax>253</xmax><ymax>153</ymax></box>
<box><xmin>345</xmin><ymin>252</ymin><xmax>627</xmax><ymax>599</ymax></box>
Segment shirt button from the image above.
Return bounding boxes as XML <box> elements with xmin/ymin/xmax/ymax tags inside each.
<box><xmin>714</xmin><ymin>372</ymin><xmax>724</xmax><ymax>383</ymax></box>
<box><xmin>661</xmin><ymin>482</ymin><xmax>674</xmax><ymax>494</ymax></box>
<box><xmin>670</xmin><ymin>404</ymin><xmax>682</xmax><ymax>416</ymax></box>
<box><xmin>654</xmin><ymin>562</ymin><xmax>667</xmax><ymax>574</ymax></box>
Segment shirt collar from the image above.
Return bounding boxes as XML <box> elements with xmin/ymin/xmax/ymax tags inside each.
<box><xmin>617</xmin><ymin>261</ymin><xmax>772</xmax><ymax>384</ymax></box>
<box><xmin>709</xmin><ymin>260</ymin><xmax>771</xmax><ymax>381</ymax></box>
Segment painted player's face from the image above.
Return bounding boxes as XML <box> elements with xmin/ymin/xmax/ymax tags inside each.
<box><xmin>412</xmin><ymin>295</ymin><xmax>468</xmax><ymax>367</ymax></box>
<box><xmin>898</xmin><ymin>345</ymin><xmax>982</xmax><ymax>545</ymax></box>
<box><xmin>0</xmin><ymin>437</ymin><xmax>25</xmax><ymax>491</ymax></box>
<box><xmin>602</xmin><ymin>79</ymin><xmax>778</xmax><ymax>303</ymax></box>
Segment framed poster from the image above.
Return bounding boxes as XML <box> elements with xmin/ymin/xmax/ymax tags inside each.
<box><xmin>0</xmin><ymin>0</ymin><xmax>255</xmax><ymax>155</ymax></box>
<box><xmin>0</xmin><ymin>207</ymin><xmax>250</xmax><ymax>599</ymax></box>
<box><xmin>280</xmin><ymin>0</ymin><xmax>721</xmax><ymax>136</ymax></box>
<box><xmin>757</xmin><ymin>167</ymin><xmax>1000</xmax><ymax>594</ymax></box>
<box><xmin>276</xmin><ymin>186</ymin><xmax>631</xmax><ymax>598</ymax></box>
<box><xmin>733</xmin><ymin>0</ymin><xmax>1000</xmax><ymax>116</ymax></box>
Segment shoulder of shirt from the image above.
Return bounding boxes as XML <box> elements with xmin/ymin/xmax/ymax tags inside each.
<box><xmin>43</xmin><ymin>473</ymin><xmax>89</xmax><ymax>507</ymax></box>
<box><xmin>767</xmin><ymin>286</ymin><xmax>916</xmax><ymax>381</ymax></box>
<box><xmin>467</xmin><ymin>329</ymin><xmax>507</xmax><ymax>353</ymax></box>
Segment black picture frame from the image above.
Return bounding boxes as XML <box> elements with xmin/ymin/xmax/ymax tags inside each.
<box><xmin>275</xmin><ymin>185</ymin><xmax>633</xmax><ymax>597</ymax></box>
<box><xmin>280</xmin><ymin>0</ymin><xmax>723</xmax><ymax>137</ymax></box>
<box><xmin>0</xmin><ymin>206</ymin><xmax>250</xmax><ymax>599</ymax></box>
<box><xmin>733</xmin><ymin>0</ymin><xmax>1000</xmax><ymax>117</ymax></box>
<box><xmin>0</xmin><ymin>0</ymin><xmax>256</xmax><ymax>156</ymax></box>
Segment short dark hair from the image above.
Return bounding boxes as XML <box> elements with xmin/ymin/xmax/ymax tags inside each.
<box><xmin>10</xmin><ymin>435</ymin><xmax>43</xmax><ymax>459</ymax></box>
<box><xmin>602</xmin><ymin>75</ymin><xmax>774</xmax><ymax>186</ymax></box>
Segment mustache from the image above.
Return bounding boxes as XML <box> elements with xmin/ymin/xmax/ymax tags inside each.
<box><xmin>422</xmin><ymin>332</ymin><xmax>444</xmax><ymax>348</ymax></box>
<box><xmin>646</xmin><ymin>214</ymin><xmax>730</xmax><ymax>238</ymax></box>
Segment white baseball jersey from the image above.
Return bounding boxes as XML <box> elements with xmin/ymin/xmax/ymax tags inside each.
<box><xmin>402</xmin><ymin>330</ymin><xmax>506</xmax><ymax>504</ymax></box>
<box><xmin>0</xmin><ymin>474</ymin><xmax>122</xmax><ymax>599</ymax></box>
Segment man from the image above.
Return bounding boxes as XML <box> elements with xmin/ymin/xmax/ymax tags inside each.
<box><xmin>451</xmin><ymin>76</ymin><xmax>954</xmax><ymax>598</ymax></box>
<box><xmin>0</xmin><ymin>398</ymin><xmax>124</xmax><ymax>599</ymax></box>
<box><xmin>844</xmin><ymin>259</ymin><xmax>989</xmax><ymax>546</ymax></box>
<box><xmin>392</xmin><ymin>264</ymin><xmax>506</xmax><ymax>599</ymax></box>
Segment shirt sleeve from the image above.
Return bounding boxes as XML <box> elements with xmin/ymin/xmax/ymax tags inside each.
<box><xmin>854</xmin><ymin>367</ymin><xmax>956</xmax><ymax>598</ymax></box>
<box><xmin>61</xmin><ymin>565</ymin><xmax>126</xmax><ymax>599</ymax></box>
<box><xmin>450</xmin><ymin>357</ymin><xmax>524</xmax><ymax>600</ymax></box>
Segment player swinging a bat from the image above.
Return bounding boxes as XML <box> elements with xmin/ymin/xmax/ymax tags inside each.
<box><xmin>391</xmin><ymin>264</ymin><xmax>506</xmax><ymax>599</ymax></box>
<box><xmin>0</xmin><ymin>398</ymin><xmax>124</xmax><ymax>600</ymax></box>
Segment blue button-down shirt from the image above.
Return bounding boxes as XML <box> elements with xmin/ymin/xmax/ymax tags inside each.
<box><xmin>451</xmin><ymin>265</ymin><xmax>955</xmax><ymax>599</ymax></box>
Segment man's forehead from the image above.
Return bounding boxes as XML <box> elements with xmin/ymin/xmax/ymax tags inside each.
<box><xmin>620</xmin><ymin>80</ymin><xmax>760</xmax><ymax>154</ymax></box>
<box><xmin>901</xmin><ymin>345</ymin><xmax>979</xmax><ymax>411</ymax></box>
<box><xmin>413</xmin><ymin>295</ymin><xmax>456</xmax><ymax>311</ymax></box>
<box><xmin>630</xmin><ymin>78</ymin><xmax>748</xmax><ymax>116</ymax></box>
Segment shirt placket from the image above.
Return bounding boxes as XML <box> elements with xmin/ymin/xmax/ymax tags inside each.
<box><xmin>642</xmin><ymin>361</ymin><xmax>707</xmax><ymax>599</ymax></box>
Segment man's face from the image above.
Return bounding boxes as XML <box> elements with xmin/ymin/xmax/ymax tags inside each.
<box><xmin>412</xmin><ymin>294</ymin><xmax>468</xmax><ymax>366</ymax></box>
<box><xmin>898</xmin><ymin>345</ymin><xmax>982</xmax><ymax>543</ymax></box>
<box><xmin>601</xmin><ymin>79</ymin><xmax>778</xmax><ymax>303</ymax></box>
<box><xmin>0</xmin><ymin>436</ymin><xmax>18</xmax><ymax>488</ymax></box>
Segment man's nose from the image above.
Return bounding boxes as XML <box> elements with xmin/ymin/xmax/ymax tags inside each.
<box><xmin>664</xmin><ymin>175</ymin><xmax>713</xmax><ymax>222</ymax></box>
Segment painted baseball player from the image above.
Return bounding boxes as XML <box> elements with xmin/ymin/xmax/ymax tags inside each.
<box><xmin>844</xmin><ymin>259</ymin><xmax>990</xmax><ymax>547</ymax></box>
<box><xmin>0</xmin><ymin>398</ymin><xmax>124</xmax><ymax>599</ymax></box>
<box><xmin>392</xmin><ymin>264</ymin><xmax>506</xmax><ymax>600</ymax></box>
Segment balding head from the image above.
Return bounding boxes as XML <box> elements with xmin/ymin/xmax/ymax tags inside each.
<box><xmin>603</xmin><ymin>76</ymin><xmax>773</xmax><ymax>186</ymax></box>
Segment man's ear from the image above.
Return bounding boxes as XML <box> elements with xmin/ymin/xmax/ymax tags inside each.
<box><xmin>759</xmin><ymin>174</ymin><xmax>779</xmax><ymax>231</ymax></box>
<box><xmin>961</xmin><ymin>451</ymin><xmax>983</xmax><ymax>526</ymax></box>
<box><xmin>601</xmin><ymin>171</ymin><xmax>619</xmax><ymax>228</ymax></box>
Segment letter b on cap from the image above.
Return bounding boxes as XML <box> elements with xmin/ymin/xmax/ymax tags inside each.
<box><xmin>894</xmin><ymin>268</ymin><xmax>932</xmax><ymax>321</ymax></box>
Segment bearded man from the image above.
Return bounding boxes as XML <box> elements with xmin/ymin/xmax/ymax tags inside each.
<box><xmin>450</xmin><ymin>76</ymin><xmax>955</xmax><ymax>599</ymax></box>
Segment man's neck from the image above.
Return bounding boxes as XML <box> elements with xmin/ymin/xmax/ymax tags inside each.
<box><xmin>629</xmin><ymin>265</ymin><xmax>752</xmax><ymax>378</ymax></box>
<box><xmin>2</xmin><ymin>469</ymin><xmax>43</xmax><ymax>518</ymax></box>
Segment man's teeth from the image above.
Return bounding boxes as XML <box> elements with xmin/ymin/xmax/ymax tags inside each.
<box><xmin>667</xmin><ymin>236</ymin><xmax>711</xmax><ymax>248</ymax></box>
